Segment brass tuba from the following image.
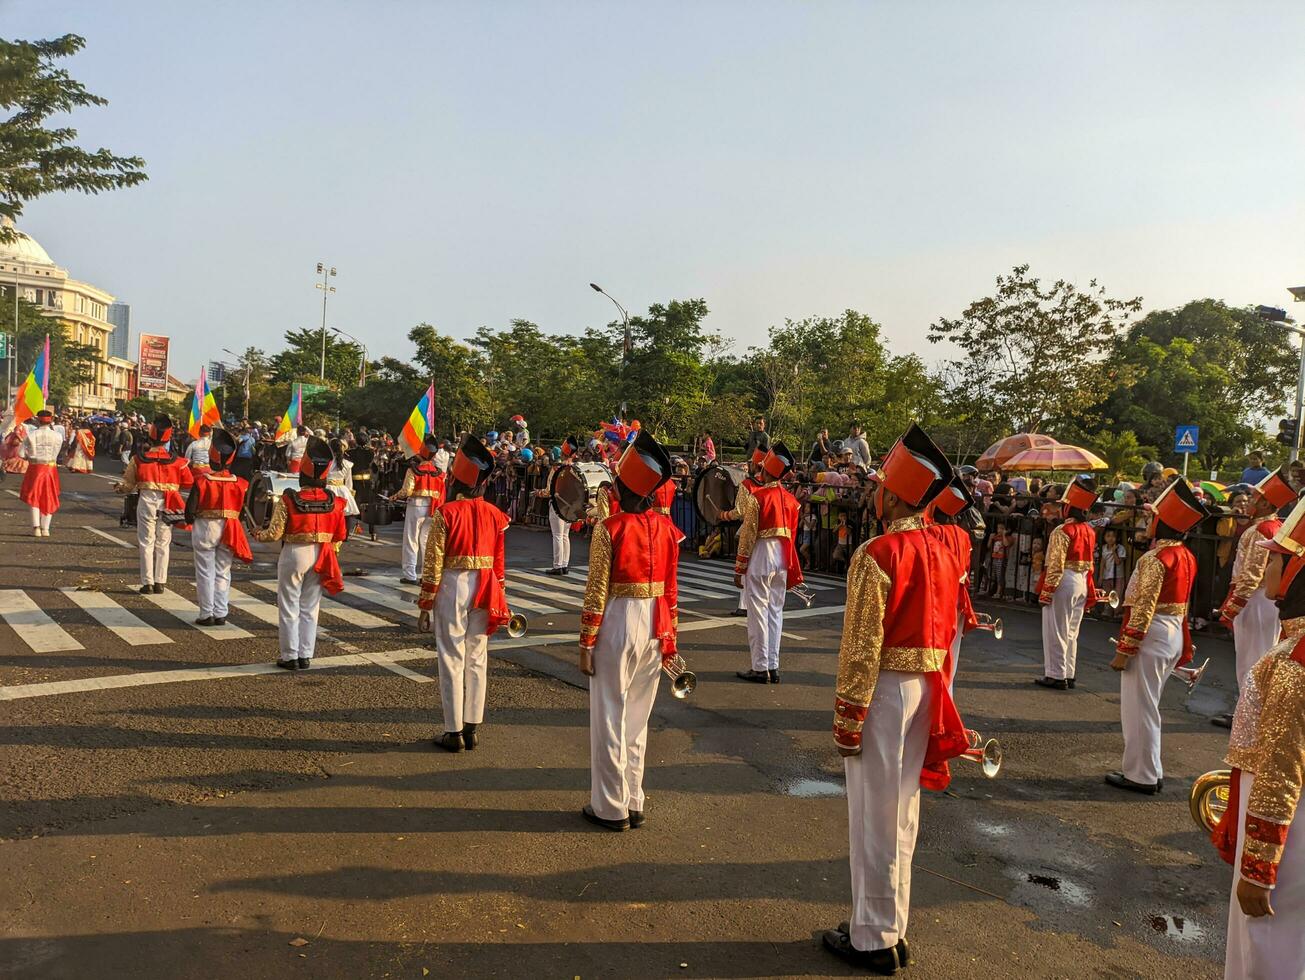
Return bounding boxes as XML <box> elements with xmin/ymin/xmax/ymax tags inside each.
<box><xmin>1190</xmin><ymin>769</ymin><xmax>1232</xmax><ymax>833</ymax></box>
<box><xmin>661</xmin><ymin>654</ymin><xmax>697</xmax><ymax>699</ymax></box>
<box><xmin>959</xmin><ymin>729</ymin><xmax>1003</xmax><ymax>778</ymax></box>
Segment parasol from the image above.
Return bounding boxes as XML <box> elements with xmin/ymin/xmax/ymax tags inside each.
<box><xmin>1002</xmin><ymin>444</ymin><xmax>1109</xmax><ymax>472</ymax></box>
<box><xmin>975</xmin><ymin>433</ymin><xmax>1061</xmax><ymax>471</ymax></box>
<box><xmin>1199</xmin><ymin>480</ymin><xmax>1227</xmax><ymax>503</ymax></box>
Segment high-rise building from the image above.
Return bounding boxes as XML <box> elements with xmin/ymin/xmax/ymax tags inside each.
<box><xmin>107</xmin><ymin>302</ymin><xmax>131</xmax><ymax>359</ymax></box>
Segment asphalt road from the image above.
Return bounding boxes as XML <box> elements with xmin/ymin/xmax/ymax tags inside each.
<box><xmin>0</xmin><ymin>466</ymin><xmax>1241</xmax><ymax>979</ymax></box>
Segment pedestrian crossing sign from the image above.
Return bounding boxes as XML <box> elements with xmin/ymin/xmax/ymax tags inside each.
<box><xmin>1174</xmin><ymin>425</ymin><xmax>1199</xmax><ymax>454</ymax></box>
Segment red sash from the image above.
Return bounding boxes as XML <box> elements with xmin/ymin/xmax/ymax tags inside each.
<box><xmin>313</xmin><ymin>542</ymin><xmax>344</xmax><ymax>595</ymax></box>
<box><xmin>222</xmin><ymin>518</ymin><xmax>253</xmax><ymax>564</ymax></box>
<box><xmin>471</xmin><ymin>570</ymin><xmax>510</xmax><ymax>636</ymax></box>
<box><xmin>920</xmin><ymin>670</ymin><xmax>970</xmax><ymax>791</ymax></box>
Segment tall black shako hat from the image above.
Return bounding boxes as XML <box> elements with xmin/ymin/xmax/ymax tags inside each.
<box><xmin>299</xmin><ymin>436</ymin><xmax>334</xmax><ymax>485</ymax></box>
<box><xmin>448</xmin><ymin>434</ymin><xmax>494</xmax><ymax>497</ymax></box>
<box><xmin>209</xmin><ymin>429</ymin><xmax>238</xmax><ymax>471</ymax></box>
<box><xmin>149</xmin><ymin>414</ymin><xmax>174</xmax><ymax>443</ymax></box>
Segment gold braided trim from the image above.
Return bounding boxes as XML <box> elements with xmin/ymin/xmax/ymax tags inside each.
<box><xmin>882</xmin><ymin>647</ymin><xmax>948</xmax><ymax>672</ymax></box>
<box><xmin>611</xmin><ymin>582</ymin><xmax>666</xmax><ymax>599</ymax></box>
<box><xmin>285</xmin><ymin>532</ymin><xmax>336</xmax><ymax>544</ymax></box>
<box><xmin>136</xmin><ymin>481</ymin><xmax>181</xmax><ymax>491</ymax></box>
<box><xmin>197</xmin><ymin>509</ymin><xmax>242</xmax><ymax>519</ymax></box>
<box><xmin>353</xmin><ymin>473</ymin><xmax>371</xmax><ymax>480</ymax></box>
<box><xmin>409</xmin><ymin>489</ymin><xmax>443</xmax><ymax>498</ymax></box>
<box><xmin>1155</xmin><ymin>602</ymin><xmax>1188</xmax><ymax>616</ymax></box>
<box><xmin>447</xmin><ymin>555</ymin><xmax>494</xmax><ymax>570</ymax></box>
<box><xmin>653</xmin><ymin>506</ymin><xmax>671</xmax><ymax>515</ymax></box>
<box><xmin>1065</xmin><ymin>560</ymin><xmax>1092</xmax><ymax>572</ymax></box>
<box><xmin>30</xmin><ymin>461</ymin><xmax>58</xmax><ymax>468</ymax></box>
<box><xmin>759</xmin><ymin>527</ymin><xmax>791</xmax><ymax>539</ymax></box>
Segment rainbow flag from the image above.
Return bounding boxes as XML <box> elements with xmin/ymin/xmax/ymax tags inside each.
<box><xmin>400</xmin><ymin>382</ymin><xmax>436</xmax><ymax>457</ymax></box>
<box><xmin>11</xmin><ymin>334</ymin><xmax>50</xmax><ymax>427</ymax></box>
<box><xmin>275</xmin><ymin>383</ymin><xmax>302</xmax><ymax>439</ymax></box>
<box><xmin>188</xmin><ymin>367</ymin><xmax>221</xmax><ymax>438</ymax></box>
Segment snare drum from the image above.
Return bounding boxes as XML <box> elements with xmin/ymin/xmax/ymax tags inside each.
<box><xmin>693</xmin><ymin>462</ymin><xmax>747</xmax><ymax>525</ymax></box>
<box><xmin>550</xmin><ymin>462</ymin><xmax>612</xmax><ymax>522</ymax></box>
<box><xmin>248</xmin><ymin>470</ymin><xmax>303</xmax><ymax>528</ymax></box>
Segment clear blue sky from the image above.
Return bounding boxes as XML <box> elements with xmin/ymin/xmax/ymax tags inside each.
<box><xmin>6</xmin><ymin>1</ymin><xmax>1305</xmax><ymax>378</ymax></box>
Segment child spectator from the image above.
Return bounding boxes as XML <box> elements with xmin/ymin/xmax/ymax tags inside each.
<box><xmin>831</xmin><ymin>511</ymin><xmax>851</xmax><ymax>573</ymax></box>
<box><xmin>799</xmin><ymin>510</ymin><xmax>817</xmax><ymax>567</ymax></box>
<box><xmin>1095</xmin><ymin>527</ymin><xmax>1125</xmax><ymax>620</ymax></box>
<box><xmin>1028</xmin><ymin>537</ymin><xmax>1045</xmax><ymax>603</ymax></box>
<box><xmin>988</xmin><ymin>525</ymin><xmax>1011</xmax><ymax>599</ymax></box>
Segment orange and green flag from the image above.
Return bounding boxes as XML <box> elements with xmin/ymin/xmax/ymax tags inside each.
<box><xmin>400</xmin><ymin>382</ymin><xmax>436</xmax><ymax>457</ymax></box>
<box><xmin>12</xmin><ymin>334</ymin><xmax>50</xmax><ymax>427</ymax></box>
<box><xmin>188</xmin><ymin>367</ymin><xmax>221</xmax><ymax>437</ymax></box>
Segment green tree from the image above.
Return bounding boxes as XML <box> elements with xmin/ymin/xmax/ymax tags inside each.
<box><xmin>0</xmin><ymin>35</ymin><xmax>147</xmax><ymax>243</ymax></box>
<box><xmin>407</xmin><ymin>324</ymin><xmax>493</xmax><ymax>434</ymax></box>
<box><xmin>1101</xmin><ymin>300</ymin><xmax>1299</xmax><ymax>471</ymax></box>
<box><xmin>267</xmin><ymin>328</ymin><xmax>365</xmax><ymax>392</ymax></box>
<box><xmin>611</xmin><ymin>299</ymin><xmax>716</xmax><ymax>440</ymax></box>
<box><xmin>1085</xmin><ymin>429</ymin><xmax>1154</xmax><ymax>481</ymax></box>
<box><xmin>928</xmin><ymin>265</ymin><xmax>1142</xmax><ymax>433</ymax></box>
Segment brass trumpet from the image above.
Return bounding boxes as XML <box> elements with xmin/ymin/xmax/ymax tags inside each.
<box><xmin>1171</xmin><ymin>657</ymin><xmax>1210</xmax><ymax>695</ymax></box>
<box><xmin>507</xmin><ymin>612</ymin><xmax>528</xmax><ymax>638</ymax></box>
<box><xmin>790</xmin><ymin>584</ymin><xmax>817</xmax><ymax>608</ymax></box>
<box><xmin>1190</xmin><ymin>769</ymin><xmax>1232</xmax><ymax>832</ymax></box>
<box><xmin>974</xmin><ymin>612</ymin><xmax>1003</xmax><ymax>640</ymax></box>
<box><xmin>1094</xmin><ymin>589</ymin><xmax>1121</xmax><ymax>609</ymax></box>
<box><xmin>960</xmin><ymin>729</ymin><xmax>1003</xmax><ymax>778</ymax></box>
<box><xmin>661</xmin><ymin>654</ymin><xmax>697</xmax><ymax>699</ymax></box>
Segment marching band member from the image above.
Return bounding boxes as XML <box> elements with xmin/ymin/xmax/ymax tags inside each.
<box><xmin>1035</xmin><ymin>475</ymin><xmax>1099</xmax><ymax>690</ymax></box>
<box><xmin>1106</xmin><ymin>479</ymin><xmax>1211</xmax><ymax>795</ymax></box>
<box><xmin>416</xmin><ymin>436</ymin><xmax>509</xmax><ymax>752</ymax></box>
<box><xmin>67</xmin><ymin>420</ymin><xmax>95</xmax><ymax>474</ymax></box>
<box><xmin>117</xmin><ymin>415</ymin><xmax>194</xmax><ymax>593</ymax></box>
<box><xmin>651</xmin><ymin>471</ymin><xmax>678</xmax><ymax>517</ymax></box>
<box><xmin>185</xmin><ymin>429</ymin><xmax>253</xmax><ymax>626</ymax></box>
<box><xmin>540</xmin><ymin>456</ymin><xmax>574</xmax><ymax>575</ymax></box>
<box><xmin>1216</xmin><ymin>466</ymin><xmax>1294</xmax><ymax>723</ymax></box>
<box><xmin>926</xmin><ymin>473</ymin><xmax>985</xmax><ymax>693</ymax></box>
<box><xmin>722</xmin><ymin>448</ymin><xmax>765</xmax><ymax>617</ymax></box>
<box><xmin>1214</xmin><ymin>499</ymin><xmax>1305</xmax><ymax>979</ymax></box>
<box><xmin>19</xmin><ymin>410</ymin><xmax>63</xmax><ymax>537</ymax></box>
<box><xmin>184</xmin><ymin>424</ymin><xmax>213</xmax><ymax>474</ymax></box>
<box><xmin>325</xmin><ymin>438</ymin><xmax>361</xmax><ymax>520</ymax></box>
<box><xmin>393</xmin><ymin>434</ymin><xmax>447</xmax><ymax>584</ymax></box>
<box><xmin>734</xmin><ymin>442</ymin><xmax>802</xmax><ymax>684</ymax></box>
<box><xmin>825</xmin><ymin>422</ymin><xmax>969</xmax><ymax>974</ymax></box>
<box><xmin>579</xmin><ymin>429</ymin><xmax>682</xmax><ymax>831</ymax></box>
<box><xmin>255</xmin><ymin>437</ymin><xmax>348</xmax><ymax>670</ymax></box>
<box><xmin>280</xmin><ymin>424</ymin><xmax>309</xmax><ymax>473</ymax></box>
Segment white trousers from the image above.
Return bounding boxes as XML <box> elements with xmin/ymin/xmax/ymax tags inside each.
<box><xmin>276</xmin><ymin>543</ymin><xmax>322</xmax><ymax>661</ymax></box>
<box><xmin>1235</xmin><ymin>590</ymin><xmax>1281</xmax><ymax>687</ymax></box>
<box><xmin>588</xmin><ymin>597</ymin><xmax>662</xmax><ymax>821</ymax></box>
<box><xmin>28</xmin><ymin>506</ymin><xmax>51</xmax><ymax>533</ymax></box>
<box><xmin>549</xmin><ymin>507</ymin><xmax>571</xmax><ymax>569</ymax></box>
<box><xmin>745</xmin><ymin>538</ymin><xmax>786</xmax><ymax>671</ymax></box>
<box><xmin>845</xmin><ymin>670</ymin><xmax>933</xmax><ymax>951</ymax></box>
<box><xmin>434</xmin><ymin>569</ymin><xmax>489</xmax><ymax>733</ymax></box>
<box><xmin>136</xmin><ymin>489</ymin><xmax>172</xmax><ymax>586</ymax></box>
<box><xmin>1041</xmin><ymin>569</ymin><xmax>1087</xmax><ymax>680</ymax></box>
<box><xmin>1119</xmin><ymin>613</ymin><xmax>1184</xmax><ymax>784</ymax></box>
<box><xmin>191</xmin><ymin>517</ymin><xmax>233</xmax><ymax>618</ymax></box>
<box><xmin>1226</xmin><ymin>772</ymin><xmax>1305</xmax><ymax>980</ymax></box>
<box><xmin>401</xmin><ymin>497</ymin><xmax>434</xmax><ymax>579</ymax></box>
<box><xmin>949</xmin><ymin>609</ymin><xmax>964</xmax><ymax>695</ymax></box>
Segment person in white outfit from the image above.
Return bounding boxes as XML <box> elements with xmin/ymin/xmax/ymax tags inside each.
<box><xmin>18</xmin><ymin>411</ymin><xmax>64</xmax><ymax>536</ymax></box>
<box><xmin>185</xmin><ymin>429</ymin><xmax>253</xmax><ymax>626</ymax></box>
<box><xmin>1106</xmin><ymin>479</ymin><xmax>1212</xmax><ymax>795</ymax></box>
<box><xmin>539</xmin><ymin>458</ymin><xmax>574</xmax><ymax>574</ymax></box>
<box><xmin>116</xmin><ymin>416</ymin><xmax>194</xmax><ymax>593</ymax></box>
<box><xmin>184</xmin><ymin>426</ymin><xmax>213</xmax><ymax>474</ymax></box>
<box><xmin>392</xmin><ymin>434</ymin><xmax>446</xmax><ymax>583</ymax></box>
<box><xmin>1035</xmin><ymin>476</ymin><xmax>1100</xmax><ymax>690</ymax></box>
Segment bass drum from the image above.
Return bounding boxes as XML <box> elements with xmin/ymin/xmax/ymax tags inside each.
<box><xmin>550</xmin><ymin>462</ymin><xmax>611</xmax><ymax>522</ymax></box>
<box><xmin>693</xmin><ymin>462</ymin><xmax>746</xmax><ymax>526</ymax></box>
<box><xmin>248</xmin><ymin>470</ymin><xmax>302</xmax><ymax>529</ymax></box>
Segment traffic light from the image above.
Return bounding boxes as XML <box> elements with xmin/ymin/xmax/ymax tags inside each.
<box><xmin>1278</xmin><ymin>418</ymin><xmax>1299</xmax><ymax>447</ymax></box>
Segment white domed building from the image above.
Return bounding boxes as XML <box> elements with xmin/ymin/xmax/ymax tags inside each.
<box><xmin>0</xmin><ymin>218</ymin><xmax>136</xmax><ymax>411</ymax></box>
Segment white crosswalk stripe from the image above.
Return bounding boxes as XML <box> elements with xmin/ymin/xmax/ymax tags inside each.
<box><xmin>248</xmin><ymin>580</ymin><xmax>389</xmax><ymax>629</ymax></box>
<box><xmin>60</xmin><ymin>587</ymin><xmax>172</xmax><ymax>646</ymax></box>
<box><xmin>143</xmin><ymin>588</ymin><xmax>254</xmax><ymax>640</ymax></box>
<box><xmin>0</xmin><ymin>589</ymin><xmax>84</xmax><ymax>653</ymax></box>
<box><xmin>371</xmin><ymin>572</ymin><xmax>568</xmax><ymax>615</ymax></box>
<box><xmin>225</xmin><ymin>588</ymin><xmax>281</xmax><ymax>626</ymax></box>
<box><xmin>328</xmin><ymin>579</ymin><xmax>419</xmax><ymax>618</ymax></box>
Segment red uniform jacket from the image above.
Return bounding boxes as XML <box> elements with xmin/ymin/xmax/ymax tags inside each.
<box><xmin>580</xmin><ymin>510</ymin><xmax>683</xmax><ymax>659</ymax></box>
<box><xmin>651</xmin><ymin>479</ymin><xmax>677</xmax><ymax>516</ymax></box>
<box><xmin>928</xmin><ymin>522</ymin><xmax>979</xmax><ymax>633</ymax></box>
<box><xmin>401</xmin><ymin>458</ymin><xmax>447</xmax><ymax>503</ymax></box>
<box><xmin>834</xmin><ymin>515</ymin><xmax>969</xmax><ymax>790</ymax></box>
<box><xmin>188</xmin><ymin>471</ymin><xmax>253</xmax><ymax>563</ymax></box>
<box><xmin>130</xmin><ymin>446</ymin><xmax>195</xmax><ymax>513</ymax></box>
<box><xmin>734</xmin><ymin>482</ymin><xmax>803</xmax><ymax>588</ymax></box>
<box><xmin>258</xmin><ymin>488</ymin><xmax>349</xmax><ymax>594</ymax></box>
<box><xmin>417</xmin><ymin>497</ymin><xmax>510</xmax><ymax>634</ymax></box>
<box><xmin>1116</xmin><ymin>539</ymin><xmax>1197</xmax><ymax>665</ymax></box>
<box><xmin>1037</xmin><ymin>519</ymin><xmax>1098</xmax><ymax>607</ymax></box>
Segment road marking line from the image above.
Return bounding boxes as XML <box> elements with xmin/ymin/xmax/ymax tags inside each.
<box><xmin>4</xmin><ymin>488</ymin><xmax>20</xmax><ymax>497</ymax></box>
<box><xmin>59</xmin><ymin>588</ymin><xmax>172</xmax><ymax>646</ymax></box>
<box><xmin>0</xmin><ymin>590</ymin><xmax>85</xmax><ymax>653</ymax></box>
<box><xmin>327</xmin><ymin>579</ymin><xmax>419</xmax><ymax>618</ymax></box>
<box><xmin>363</xmin><ymin>650</ymin><xmax>433</xmax><ymax>683</ymax></box>
<box><xmin>143</xmin><ymin>588</ymin><xmax>254</xmax><ymax>639</ymax></box>
<box><xmin>249</xmin><ymin>579</ymin><xmax>388</xmax><ymax>628</ymax></box>
<box><xmin>82</xmin><ymin>525</ymin><xmax>133</xmax><ymax>549</ymax></box>
<box><xmin>512</xmin><ymin>570</ymin><xmax>589</xmax><ymax>595</ymax></box>
<box><xmin>225</xmin><ymin>588</ymin><xmax>281</xmax><ymax>626</ymax></box>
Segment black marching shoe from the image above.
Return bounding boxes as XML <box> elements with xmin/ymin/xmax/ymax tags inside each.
<box><xmin>212</xmin><ymin>617</ymin><xmax>226</xmax><ymax>626</ymax></box>
<box><xmin>139</xmin><ymin>584</ymin><xmax>154</xmax><ymax>595</ymax></box>
<box><xmin>1105</xmin><ymin>771</ymin><xmax>1162</xmax><ymax>795</ymax></box>
<box><xmin>545</xmin><ymin>567</ymin><xmax>565</xmax><ymax>575</ymax></box>
<box><xmin>1211</xmin><ymin>712</ymin><xmax>1234</xmax><ymax>729</ymax></box>
<box><xmin>433</xmin><ymin>732</ymin><xmax>463</xmax><ymax>752</ymax></box>
<box><xmin>152</xmin><ymin>583</ymin><xmax>165</xmax><ymax>594</ymax></box>
<box><xmin>195</xmin><ymin>616</ymin><xmax>214</xmax><ymax>627</ymax></box>
<box><xmin>768</xmin><ymin>669</ymin><xmax>781</xmax><ymax>684</ymax></box>
<box><xmin>1067</xmin><ymin>677</ymin><xmax>1077</xmax><ymax>689</ymax></box>
<box><xmin>462</xmin><ymin>723</ymin><xmax>479</xmax><ymax>750</ymax></box>
<box><xmin>560</xmin><ymin>567</ymin><xmax>569</xmax><ymax>575</ymax></box>
<box><xmin>736</xmin><ymin>669</ymin><xmax>770</xmax><ymax>684</ymax></box>
<box><xmin>730</xmin><ymin>607</ymin><xmax>747</xmax><ymax>617</ymax></box>
<box><xmin>628</xmin><ymin>809</ymin><xmax>645</xmax><ymax>829</ymax></box>
<box><xmin>1033</xmin><ymin>676</ymin><xmax>1070</xmax><ymax>690</ymax></box>
<box><xmin>399</xmin><ymin>577</ymin><xmax>419</xmax><ymax>586</ymax></box>
<box><xmin>837</xmin><ymin>923</ymin><xmax>909</xmax><ymax>968</ymax></box>
<box><xmin>296</xmin><ymin>658</ymin><xmax>311</xmax><ymax>670</ymax></box>
<box><xmin>581</xmin><ymin>804</ymin><xmax>629</xmax><ymax>832</ymax></box>
<box><xmin>275</xmin><ymin>659</ymin><xmax>297</xmax><ymax>671</ymax></box>
<box><xmin>822</xmin><ymin>928</ymin><xmax>898</xmax><ymax>975</ymax></box>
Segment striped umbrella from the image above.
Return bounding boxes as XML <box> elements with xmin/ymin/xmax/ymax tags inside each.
<box><xmin>1002</xmin><ymin>444</ymin><xmax>1109</xmax><ymax>472</ymax></box>
<box><xmin>975</xmin><ymin>433</ymin><xmax>1061</xmax><ymax>471</ymax></box>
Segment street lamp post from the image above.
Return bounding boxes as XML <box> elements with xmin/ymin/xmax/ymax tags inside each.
<box><xmin>590</xmin><ymin>282</ymin><xmax>631</xmax><ymax>367</ymax></box>
<box><xmin>330</xmin><ymin>327</ymin><xmax>368</xmax><ymax>386</ymax></box>
<box><xmin>316</xmin><ymin>263</ymin><xmax>337</xmax><ymax>380</ymax></box>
